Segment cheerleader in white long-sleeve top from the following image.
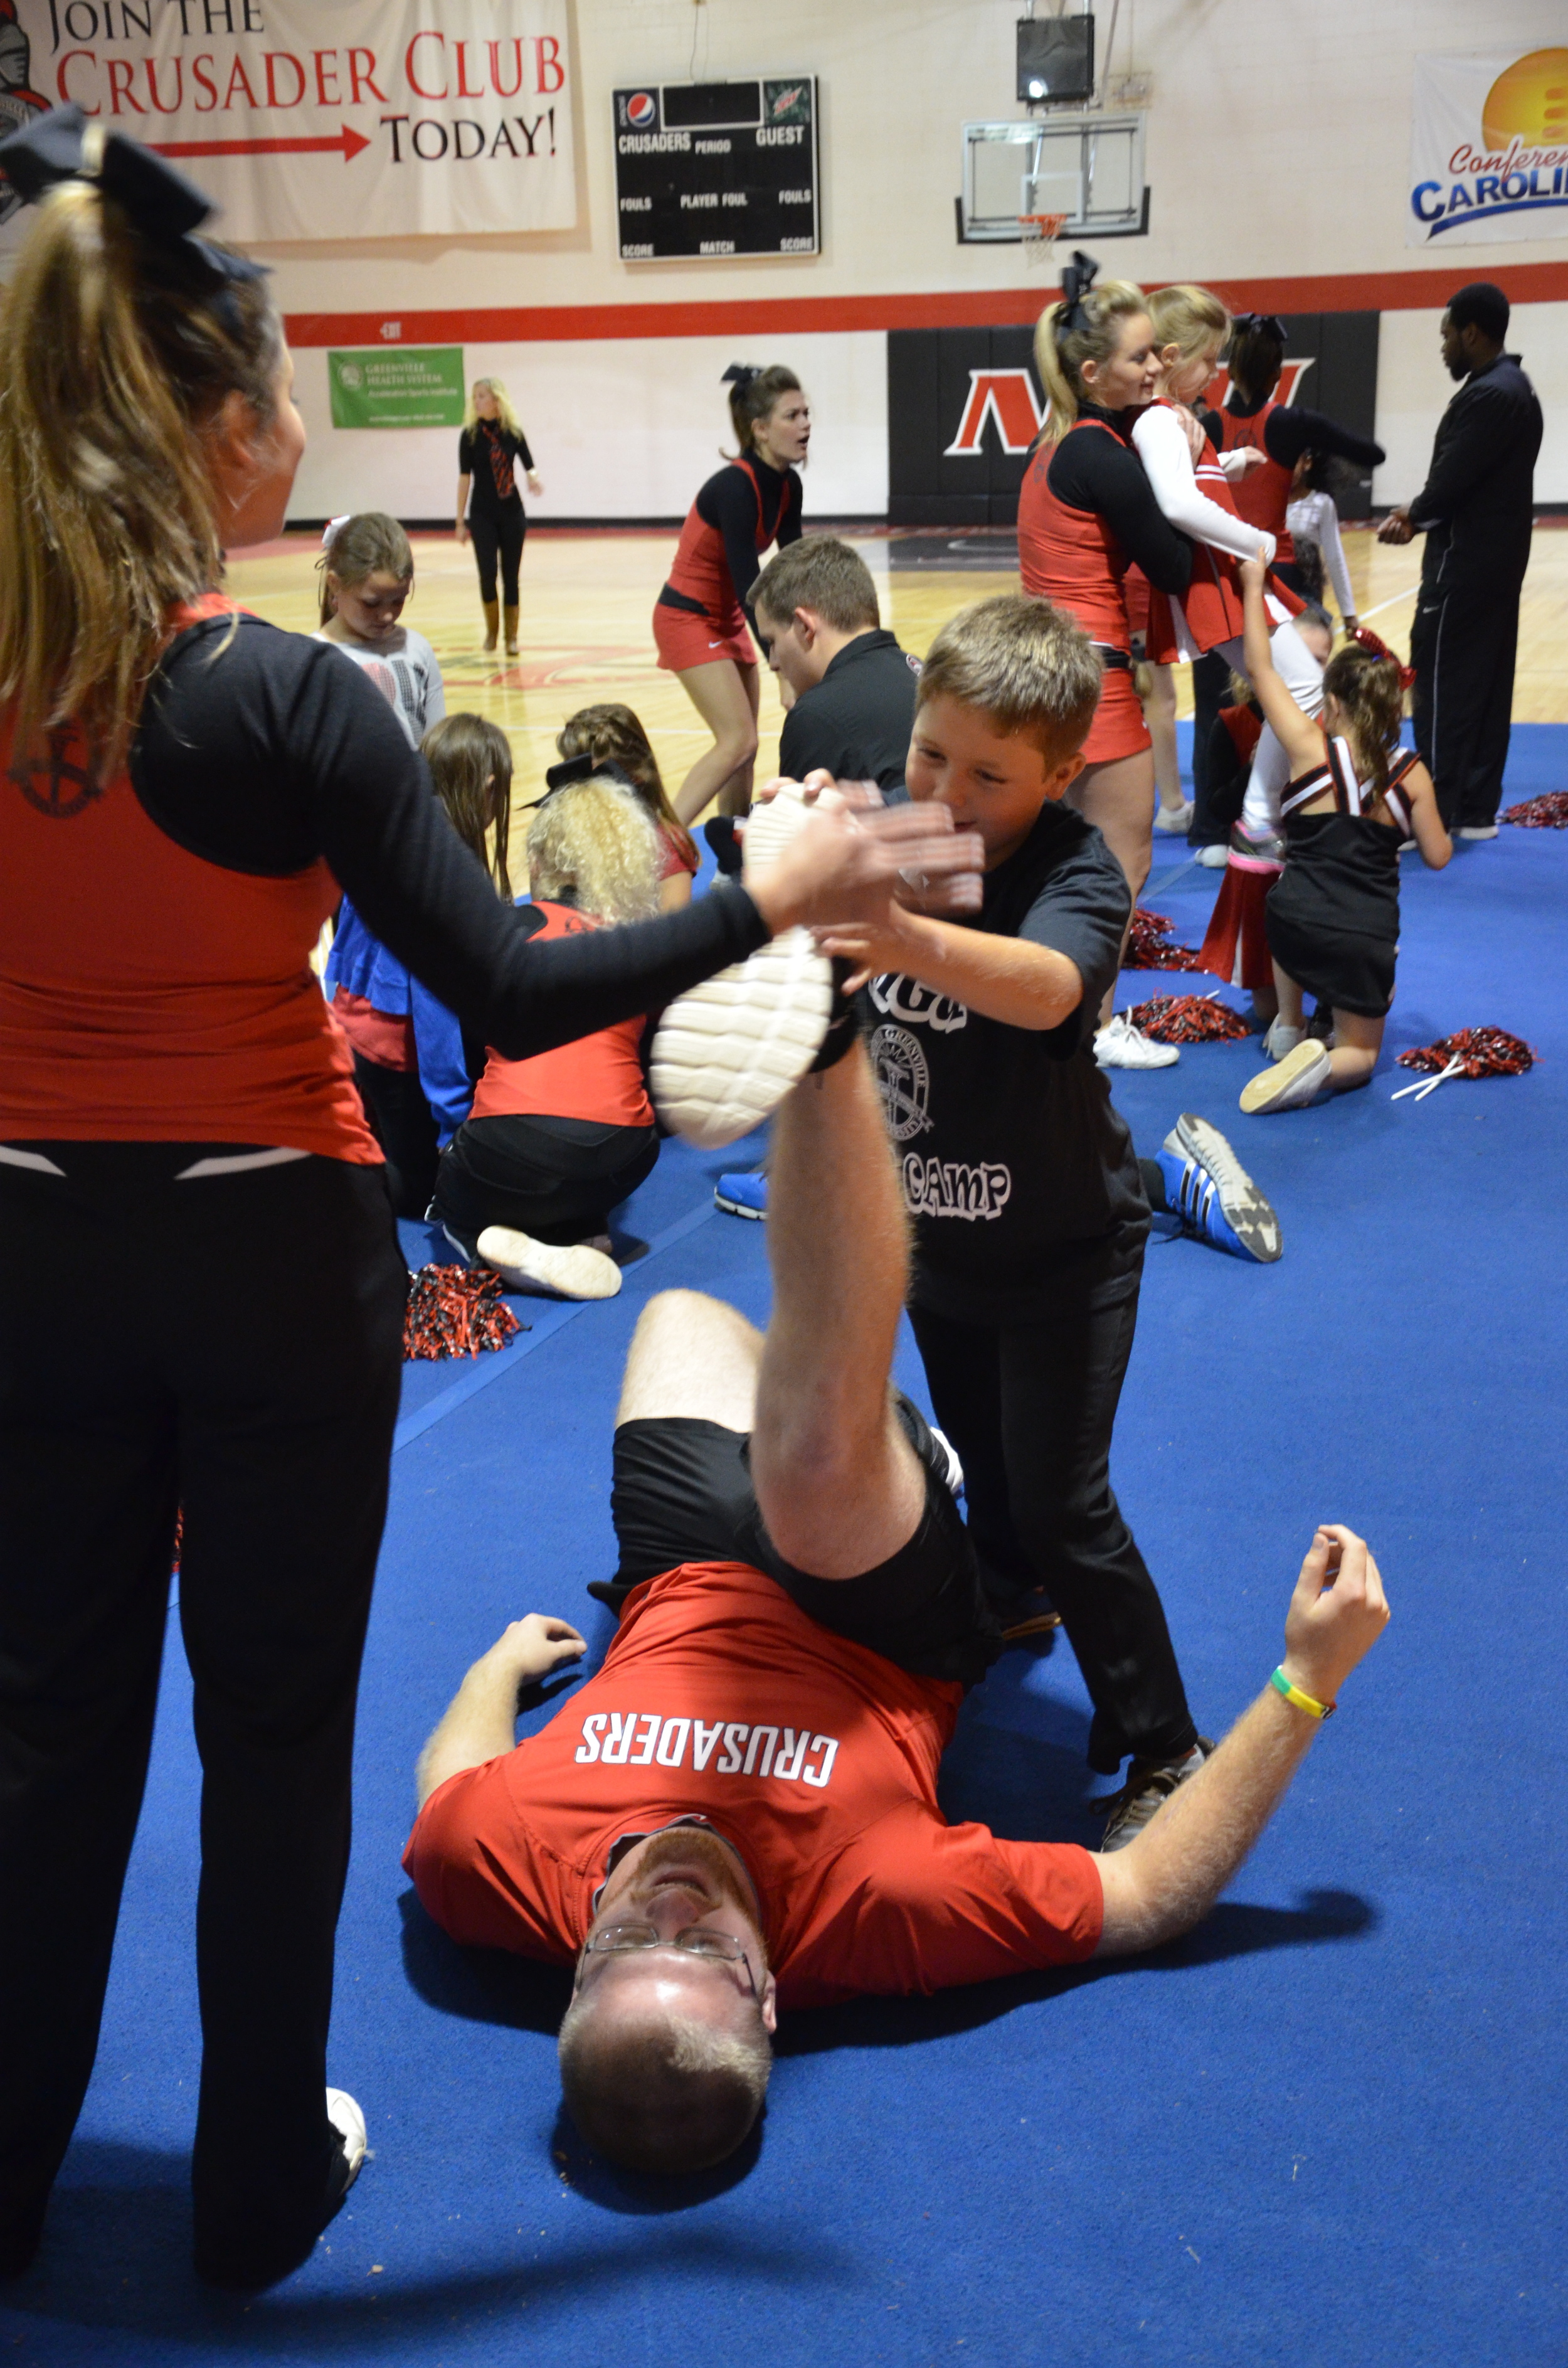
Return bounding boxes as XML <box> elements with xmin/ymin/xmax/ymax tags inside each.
<box><xmin>1235</xmin><ymin>553</ymin><xmax>1451</xmax><ymax>1116</ymax></box>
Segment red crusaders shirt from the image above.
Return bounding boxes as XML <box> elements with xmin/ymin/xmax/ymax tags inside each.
<box><xmin>405</xmin><ymin>1562</ymin><xmax>1103</xmax><ymax>2008</ymax></box>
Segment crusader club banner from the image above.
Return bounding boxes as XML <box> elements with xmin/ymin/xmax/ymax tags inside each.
<box><xmin>0</xmin><ymin>0</ymin><xmax>576</xmax><ymax>245</ymax></box>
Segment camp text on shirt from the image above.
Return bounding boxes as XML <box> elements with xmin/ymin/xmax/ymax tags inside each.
<box><xmin>573</xmin><ymin>1711</ymin><xmax>840</xmax><ymax>1788</ymax></box>
<box><xmin>867</xmin><ymin>974</ymin><xmax>1014</xmax><ymax>1227</ymax></box>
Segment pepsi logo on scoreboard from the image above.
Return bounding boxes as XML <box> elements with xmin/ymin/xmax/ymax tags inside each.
<box><xmin>618</xmin><ymin>90</ymin><xmax>660</xmax><ymax>131</ymax></box>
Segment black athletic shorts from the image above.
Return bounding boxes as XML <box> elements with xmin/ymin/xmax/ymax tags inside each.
<box><xmin>600</xmin><ymin>1398</ymin><xmax>1004</xmax><ymax>1689</ymax></box>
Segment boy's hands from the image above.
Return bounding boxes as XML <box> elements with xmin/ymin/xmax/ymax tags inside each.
<box><xmin>1279</xmin><ymin>1526</ymin><xmax>1389</xmax><ymax>1707</ymax></box>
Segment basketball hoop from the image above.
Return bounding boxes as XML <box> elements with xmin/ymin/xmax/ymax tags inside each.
<box><xmin>1017</xmin><ymin>211</ymin><xmax>1067</xmax><ymax>268</ymax></box>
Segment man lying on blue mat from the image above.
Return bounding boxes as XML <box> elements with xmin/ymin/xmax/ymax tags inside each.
<box><xmin>406</xmin><ymin>1039</ymin><xmax>1389</xmax><ymax>2178</ymax></box>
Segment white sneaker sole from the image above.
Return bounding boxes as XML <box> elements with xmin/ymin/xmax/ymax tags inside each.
<box><xmin>326</xmin><ymin>2089</ymin><xmax>367</xmax><ymax>2188</ymax></box>
<box><xmin>653</xmin><ymin>787</ymin><xmax>834</xmax><ymax>1147</ymax></box>
<box><xmin>476</xmin><ymin>1226</ymin><xmax>622</xmax><ymax>1299</ymax></box>
<box><xmin>1238</xmin><ymin>1040</ymin><xmax>1332</xmax><ymax>1114</ymax></box>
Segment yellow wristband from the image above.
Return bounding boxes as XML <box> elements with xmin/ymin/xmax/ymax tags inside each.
<box><xmin>1271</xmin><ymin>1666</ymin><xmax>1335</xmax><ymax>1720</ymax></box>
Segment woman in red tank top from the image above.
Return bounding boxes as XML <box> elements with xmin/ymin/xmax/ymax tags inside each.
<box><xmin>654</xmin><ymin>364</ymin><xmax>808</xmax><ymax>836</ymax></box>
<box><xmin>431</xmin><ymin>778</ymin><xmax>665</xmax><ymax>1300</ymax></box>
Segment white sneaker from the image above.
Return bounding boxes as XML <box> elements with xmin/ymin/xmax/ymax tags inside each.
<box><xmin>651</xmin><ymin>786</ymin><xmax>834</xmax><ymax>1147</ymax></box>
<box><xmin>476</xmin><ymin>1225</ymin><xmax>622</xmax><ymax>1300</ymax></box>
<box><xmin>1261</xmin><ymin>1018</ymin><xmax>1304</xmax><ymax>1061</ymax></box>
<box><xmin>326</xmin><ymin>2090</ymin><xmax>368</xmax><ymax>2192</ymax></box>
<box><xmin>1095</xmin><ymin>1012</ymin><xmax>1180</xmax><ymax>1070</ymax></box>
<box><xmin>1456</xmin><ymin>823</ymin><xmax>1498</xmax><ymax>840</ymax></box>
<box><xmin>1154</xmin><ymin>800</ymin><xmax>1194</xmax><ymax>834</ymax></box>
<box><xmin>1239</xmin><ymin>1039</ymin><xmax>1332</xmax><ymax>1113</ymax></box>
<box><xmin>1195</xmin><ymin>843</ymin><xmax>1229</xmax><ymax>869</ymax></box>
<box><xmin>928</xmin><ymin>1425</ymin><xmax>965</xmax><ymax>1499</ymax></box>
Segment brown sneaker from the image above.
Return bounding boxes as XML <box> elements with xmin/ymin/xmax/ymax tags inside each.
<box><xmin>1097</xmin><ymin>1738</ymin><xmax>1214</xmax><ymax>1852</ymax></box>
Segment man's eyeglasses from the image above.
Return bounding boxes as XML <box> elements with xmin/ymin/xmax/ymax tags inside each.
<box><xmin>575</xmin><ymin>1924</ymin><xmax>760</xmax><ymax>2000</ymax></box>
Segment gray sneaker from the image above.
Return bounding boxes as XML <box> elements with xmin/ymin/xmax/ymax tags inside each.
<box><xmin>1098</xmin><ymin>1738</ymin><xmax>1214</xmax><ymax>1851</ymax></box>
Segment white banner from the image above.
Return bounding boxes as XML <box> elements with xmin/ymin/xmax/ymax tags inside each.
<box><xmin>1</xmin><ymin>0</ymin><xmax>575</xmax><ymax>247</ymax></box>
<box><xmin>1408</xmin><ymin>46</ymin><xmax>1568</xmax><ymax>248</ymax></box>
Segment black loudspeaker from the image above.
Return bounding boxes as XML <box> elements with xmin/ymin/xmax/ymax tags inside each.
<box><xmin>1016</xmin><ymin>16</ymin><xmax>1094</xmax><ymax>105</ymax></box>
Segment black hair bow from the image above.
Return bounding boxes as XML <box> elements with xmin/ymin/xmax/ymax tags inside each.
<box><xmin>536</xmin><ymin>753</ymin><xmax>637</xmax><ymax>802</ymax></box>
<box><xmin>1231</xmin><ymin>311</ymin><xmax>1285</xmax><ymax>346</ymax></box>
<box><xmin>1055</xmin><ymin>251</ymin><xmax>1099</xmax><ymax>338</ymax></box>
<box><xmin>0</xmin><ymin>102</ymin><xmax>265</xmax><ymax>294</ymax></box>
<box><xmin>721</xmin><ymin>363</ymin><xmax>761</xmax><ymax>389</ymax></box>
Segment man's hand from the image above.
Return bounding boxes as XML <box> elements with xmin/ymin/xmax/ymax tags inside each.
<box><xmin>745</xmin><ymin>791</ymin><xmax>984</xmax><ymax>937</ymax></box>
<box><xmin>1377</xmin><ymin>506</ymin><xmax>1414</xmax><ymax>545</ymax></box>
<box><xmin>415</xmin><ymin>1615</ymin><xmax>585</xmax><ymax>1807</ymax></box>
<box><xmin>489</xmin><ymin>1613</ymin><xmax>587</xmax><ymax>1688</ymax></box>
<box><xmin>1279</xmin><ymin>1526</ymin><xmax>1389</xmax><ymax>1707</ymax></box>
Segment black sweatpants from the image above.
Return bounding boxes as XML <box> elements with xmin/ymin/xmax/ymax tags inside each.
<box><xmin>469</xmin><ymin>496</ymin><xmax>526</xmax><ymax>607</ymax></box>
<box><xmin>352</xmin><ymin>1052</ymin><xmax>440</xmax><ymax>1219</ymax></box>
<box><xmin>1410</xmin><ymin>573</ymin><xmax>1522</xmax><ymax>829</ymax></box>
<box><xmin>432</xmin><ymin>1113</ymin><xmax>659</xmax><ymax>1255</ymax></box>
<box><xmin>909</xmin><ymin>1243</ymin><xmax>1197</xmax><ymax>1776</ymax></box>
<box><xmin>0</xmin><ymin>1149</ymin><xmax>406</xmax><ymax>2285</ymax></box>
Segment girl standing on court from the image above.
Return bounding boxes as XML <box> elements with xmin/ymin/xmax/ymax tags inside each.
<box><xmin>655</xmin><ymin>363</ymin><xmax>808</xmax><ymax>829</ymax></box>
<box><xmin>315</xmin><ymin>511</ymin><xmax>445</xmax><ymax>748</ymax></box>
<box><xmin>1019</xmin><ymin>257</ymin><xmax>1193</xmax><ymax>1068</ymax></box>
<box><xmin>455</xmin><ymin>375</ymin><xmax>540</xmax><ymax>656</ymax></box>
<box><xmin>0</xmin><ymin>105</ymin><xmax>941</xmax><ymax>2293</ymax></box>
<box><xmin>1236</xmin><ymin>558</ymin><xmax>1450</xmax><ymax>1115</ymax></box>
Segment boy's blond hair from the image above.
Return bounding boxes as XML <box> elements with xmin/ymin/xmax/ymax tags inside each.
<box><xmin>916</xmin><ymin>594</ymin><xmax>1102</xmax><ymax>765</ymax></box>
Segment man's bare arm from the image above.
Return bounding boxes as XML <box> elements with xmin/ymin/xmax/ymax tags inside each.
<box><xmin>1095</xmin><ymin>1527</ymin><xmax>1389</xmax><ymax>1955</ymax></box>
<box><xmin>415</xmin><ymin>1615</ymin><xmax>585</xmax><ymax>1808</ymax></box>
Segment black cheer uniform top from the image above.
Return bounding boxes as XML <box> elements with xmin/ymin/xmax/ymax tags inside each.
<box><xmin>866</xmin><ymin>799</ymin><xmax>1145</xmax><ymax>1323</ymax></box>
<box><xmin>460</xmin><ymin>420</ymin><xmax>534</xmax><ymax>517</ymax></box>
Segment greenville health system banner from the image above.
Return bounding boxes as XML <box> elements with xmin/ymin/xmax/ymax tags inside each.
<box><xmin>0</xmin><ymin>0</ymin><xmax>575</xmax><ymax>244</ymax></box>
<box><xmin>1409</xmin><ymin>46</ymin><xmax>1568</xmax><ymax>247</ymax></box>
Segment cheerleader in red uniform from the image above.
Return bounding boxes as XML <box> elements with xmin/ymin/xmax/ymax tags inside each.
<box><xmin>1020</xmin><ymin>257</ymin><xmax>1195</xmax><ymax>1066</ymax></box>
<box><xmin>655</xmin><ymin>363</ymin><xmax>808</xmax><ymax>830</ymax></box>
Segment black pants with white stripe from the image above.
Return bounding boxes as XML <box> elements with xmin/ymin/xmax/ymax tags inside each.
<box><xmin>0</xmin><ymin>1149</ymin><xmax>406</xmax><ymax>2285</ymax></box>
<box><xmin>1410</xmin><ymin>572</ymin><xmax>1522</xmax><ymax>829</ymax></box>
<box><xmin>910</xmin><ymin>1236</ymin><xmax>1198</xmax><ymax>1776</ymax></box>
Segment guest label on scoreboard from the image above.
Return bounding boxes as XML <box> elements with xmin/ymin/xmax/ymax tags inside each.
<box><xmin>612</xmin><ymin>79</ymin><xmax>819</xmax><ymax>259</ymax></box>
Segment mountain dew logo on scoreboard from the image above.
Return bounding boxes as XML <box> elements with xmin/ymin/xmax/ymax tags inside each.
<box><xmin>1409</xmin><ymin>47</ymin><xmax>1568</xmax><ymax>245</ymax></box>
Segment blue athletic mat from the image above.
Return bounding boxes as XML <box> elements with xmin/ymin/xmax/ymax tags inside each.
<box><xmin>4</xmin><ymin>739</ymin><xmax>1566</xmax><ymax>2365</ymax></box>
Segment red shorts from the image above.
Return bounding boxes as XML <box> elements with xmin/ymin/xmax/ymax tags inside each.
<box><xmin>652</xmin><ymin>599</ymin><xmax>756</xmax><ymax>674</ymax></box>
<box><xmin>1080</xmin><ymin>659</ymin><xmax>1151</xmax><ymax>767</ymax></box>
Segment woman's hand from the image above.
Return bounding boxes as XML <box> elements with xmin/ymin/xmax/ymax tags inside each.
<box><xmin>746</xmin><ymin>795</ymin><xmax>983</xmax><ymax>936</ymax></box>
<box><xmin>1172</xmin><ymin>404</ymin><xmax>1207</xmax><ymax>464</ymax></box>
<box><xmin>1220</xmin><ymin>444</ymin><xmax>1266</xmax><ymax>481</ymax></box>
<box><xmin>526</xmin><ymin>470</ymin><xmax>544</xmax><ymax>496</ymax></box>
<box><xmin>456</xmin><ymin>521</ymin><xmax>470</xmax><ymax>546</ymax></box>
<box><xmin>1239</xmin><ymin>544</ymin><xmax>1270</xmax><ymax>595</ymax></box>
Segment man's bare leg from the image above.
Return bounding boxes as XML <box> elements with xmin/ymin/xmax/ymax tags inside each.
<box><xmin>749</xmin><ymin>1046</ymin><xmax>926</xmax><ymax>1578</ymax></box>
<box><xmin>615</xmin><ymin>1290</ymin><xmax>763</xmax><ymax>1433</ymax></box>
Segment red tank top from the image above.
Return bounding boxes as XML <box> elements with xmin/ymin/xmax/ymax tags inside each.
<box><xmin>0</xmin><ymin>595</ymin><xmax>379</xmax><ymax>1160</ymax></box>
<box><xmin>1017</xmin><ymin>420</ymin><xmax>1134</xmax><ymax>651</ymax></box>
<box><xmin>1212</xmin><ymin>400</ymin><xmax>1297</xmax><ymax>563</ymax></box>
<box><xmin>665</xmin><ymin>459</ymin><xmax>769</xmax><ymax>623</ymax></box>
<box><xmin>467</xmin><ymin>901</ymin><xmax>653</xmax><ymax>1130</ymax></box>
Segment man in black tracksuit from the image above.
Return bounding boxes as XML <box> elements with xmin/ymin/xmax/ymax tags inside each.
<box><xmin>1379</xmin><ymin>282</ymin><xmax>1543</xmax><ymax>836</ymax></box>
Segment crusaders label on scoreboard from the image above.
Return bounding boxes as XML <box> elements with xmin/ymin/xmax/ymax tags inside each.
<box><xmin>612</xmin><ymin>77</ymin><xmax>818</xmax><ymax>260</ymax></box>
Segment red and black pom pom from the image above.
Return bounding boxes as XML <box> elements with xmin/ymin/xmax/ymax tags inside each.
<box><xmin>1125</xmin><ymin>993</ymin><xmax>1251</xmax><ymax>1044</ymax></box>
<box><xmin>1128</xmin><ymin>907</ymin><xmax>1205</xmax><ymax>972</ymax></box>
<box><xmin>1394</xmin><ymin>1027</ymin><xmax>1537</xmax><ymax>1080</ymax></box>
<box><xmin>1502</xmin><ymin>793</ymin><xmax>1568</xmax><ymax>829</ymax></box>
<box><xmin>404</xmin><ymin>1265</ymin><xmax>526</xmax><ymax>1361</ymax></box>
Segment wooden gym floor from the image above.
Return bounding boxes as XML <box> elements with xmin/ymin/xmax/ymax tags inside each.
<box><xmin>228</xmin><ymin>521</ymin><xmax>1568</xmax><ymax>842</ymax></box>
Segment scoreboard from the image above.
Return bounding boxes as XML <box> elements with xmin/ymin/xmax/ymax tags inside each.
<box><xmin>612</xmin><ymin>78</ymin><xmax>820</xmax><ymax>262</ymax></box>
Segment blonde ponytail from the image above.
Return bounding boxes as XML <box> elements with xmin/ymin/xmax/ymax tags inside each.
<box><xmin>0</xmin><ymin>179</ymin><xmax>281</xmax><ymax>778</ymax></box>
<box><xmin>527</xmin><ymin>779</ymin><xmax>661</xmax><ymax>925</ymax></box>
<box><xmin>1033</xmin><ymin>279</ymin><xmax>1148</xmax><ymax>445</ymax></box>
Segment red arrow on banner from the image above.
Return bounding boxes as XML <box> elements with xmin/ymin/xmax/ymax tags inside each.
<box><xmin>147</xmin><ymin>125</ymin><xmax>371</xmax><ymax>164</ymax></box>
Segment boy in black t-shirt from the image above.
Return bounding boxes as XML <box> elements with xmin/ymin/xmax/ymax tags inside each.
<box><xmin>820</xmin><ymin>595</ymin><xmax>1210</xmax><ymax>1845</ymax></box>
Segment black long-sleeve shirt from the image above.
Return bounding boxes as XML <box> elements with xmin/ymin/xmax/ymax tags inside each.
<box><xmin>132</xmin><ymin>615</ymin><xmax>768</xmax><ymax>1062</ymax></box>
<box><xmin>1409</xmin><ymin>353</ymin><xmax>1542</xmax><ymax>591</ymax></box>
<box><xmin>1200</xmin><ymin>395</ymin><xmax>1385</xmax><ymax>477</ymax></box>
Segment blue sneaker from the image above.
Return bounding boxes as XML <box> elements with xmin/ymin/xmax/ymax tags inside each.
<box><xmin>1155</xmin><ymin>1114</ymin><xmax>1281</xmax><ymax>1262</ymax></box>
<box><xmin>715</xmin><ymin>1169</ymin><xmax>768</xmax><ymax>1219</ymax></box>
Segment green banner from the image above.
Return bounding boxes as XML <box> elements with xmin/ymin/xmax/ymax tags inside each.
<box><xmin>328</xmin><ymin>347</ymin><xmax>465</xmax><ymax>430</ymax></box>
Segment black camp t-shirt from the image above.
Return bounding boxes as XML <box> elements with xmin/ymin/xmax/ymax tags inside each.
<box><xmin>867</xmin><ymin>799</ymin><xmax>1147</xmax><ymax>1323</ymax></box>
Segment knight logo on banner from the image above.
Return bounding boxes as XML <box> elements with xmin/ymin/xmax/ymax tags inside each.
<box><xmin>0</xmin><ymin>0</ymin><xmax>577</xmax><ymax>247</ymax></box>
<box><xmin>1409</xmin><ymin>47</ymin><xmax>1568</xmax><ymax>246</ymax></box>
<box><xmin>943</xmin><ymin>361</ymin><xmax>1314</xmax><ymax>457</ymax></box>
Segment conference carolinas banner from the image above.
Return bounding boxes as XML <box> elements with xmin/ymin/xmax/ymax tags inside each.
<box><xmin>1408</xmin><ymin>46</ymin><xmax>1568</xmax><ymax>248</ymax></box>
<box><xmin>0</xmin><ymin>0</ymin><xmax>576</xmax><ymax>245</ymax></box>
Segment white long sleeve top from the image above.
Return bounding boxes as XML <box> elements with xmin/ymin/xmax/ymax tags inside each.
<box><xmin>1286</xmin><ymin>489</ymin><xmax>1356</xmax><ymax>619</ymax></box>
<box><xmin>1130</xmin><ymin>403</ymin><xmax>1276</xmax><ymax>566</ymax></box>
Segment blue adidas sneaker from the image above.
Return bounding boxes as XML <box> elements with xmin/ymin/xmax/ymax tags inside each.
<box><xmin>715</xmin><ymin>1169</ymin><xmax>768</xmax><ymax>1219</ymax></box>
<box><xmin>1155</xmin><ymin>1113</ymin><xmax>1281</xmax><ymax>1263</ymax></box>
